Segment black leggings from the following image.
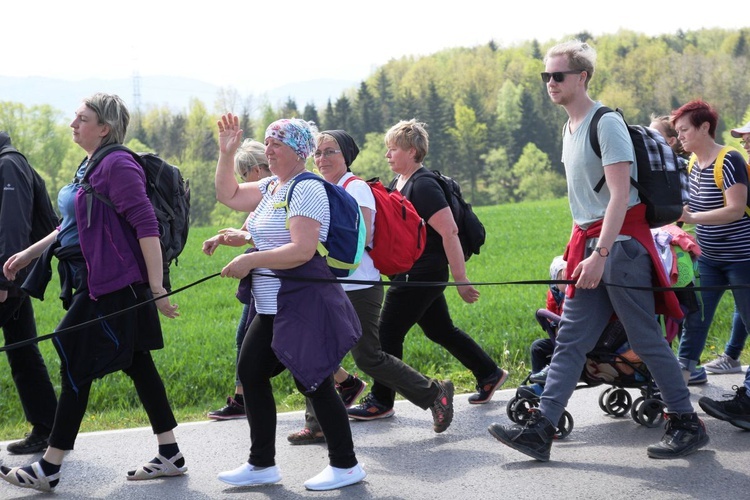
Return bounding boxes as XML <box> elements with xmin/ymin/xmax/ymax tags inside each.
<box><xmin>48</xmin><ymin>350</ymin><xmax>177</xmax><ymax>450</ymax></box>
<box><xmin>237</xmin><ymin>313</ymin><xmax>356</xmax><ymax>469</ymax></box>
<box><xmin>371</xmin><ymin>267</ymin><xmax>497</xmax><ymax>408</ymax></box>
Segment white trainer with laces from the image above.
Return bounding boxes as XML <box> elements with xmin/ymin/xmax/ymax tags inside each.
<box><xmin>704</xmin><ymin>353</ymin><xmax>742</xmax><ymax>374</ymax></box>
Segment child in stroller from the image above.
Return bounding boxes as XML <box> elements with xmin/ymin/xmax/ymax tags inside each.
<box><xmin>507</xmin><ymin>256</ymin><xmax>669</xmax><ymax>438</ymax></box>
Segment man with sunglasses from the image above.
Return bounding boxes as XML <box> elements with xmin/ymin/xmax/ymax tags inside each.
<box><xmin>488</xmin><ymin>40</ymin><xmax>709</xmax><ymax>461</ymax></box>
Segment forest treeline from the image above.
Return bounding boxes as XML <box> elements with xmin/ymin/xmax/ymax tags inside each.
<box><xmin>2</xmin><ymin>28</ymin><xmax>749</xmax><ymax>227</ymax></box>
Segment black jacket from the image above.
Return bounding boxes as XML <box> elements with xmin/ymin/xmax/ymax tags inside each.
<box><xmin>0</xmin><ymin>132</ymin><xmax>35</xmax><ymax>296</ymax></box>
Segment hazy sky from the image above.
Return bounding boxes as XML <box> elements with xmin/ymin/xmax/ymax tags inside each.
<box><xmin>5</xmin><ymin>0</ymin><xmax>747</xmax><ymax>96</ymax></box>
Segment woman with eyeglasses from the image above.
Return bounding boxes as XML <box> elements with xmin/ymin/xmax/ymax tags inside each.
<box><xmin>670</xmin><ymin>101</ymin><xmax>750</xmax><ymax>422</ymax></box>
<box><xmin>1</xmin><ymin>93</ymin><xmax>184</xmax><ymax>492</ymax></box>
<box><xmin>203</xmin><ymin>139</ymin><xmax>271</xmax><ymax>421</ymax></box>
<box><xmin>289</xmin><ymin>129</ymin><xmax>457</xmax><ymax>443</ymax></box>
<box><xmin>214</xmin><ymin>114</ymin><xmax>365</xmax><ymax>491</ymax></box>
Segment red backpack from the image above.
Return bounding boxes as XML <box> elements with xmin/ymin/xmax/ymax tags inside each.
<box><xmin>344</xmin><ymin>176</ymin><xmax>426</xmax><ymax>276</ymax></box>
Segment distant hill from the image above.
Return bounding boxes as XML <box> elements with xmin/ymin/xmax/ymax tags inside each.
<box><xmin>0</xmin><ymin>75</ymin><xmax>357</xmax><ymax>116</ymax></box>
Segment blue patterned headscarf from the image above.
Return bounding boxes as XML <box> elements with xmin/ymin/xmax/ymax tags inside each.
<box><xmin>265</xmin><ymin>118</ymin><xmax>317</xmax><ymax>159</ymax></box>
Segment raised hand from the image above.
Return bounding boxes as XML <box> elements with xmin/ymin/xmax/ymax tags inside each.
<box><xmin>217</xmin><ymin>113</ymin><xmax>243</xmax><ymax>155</ymax></box>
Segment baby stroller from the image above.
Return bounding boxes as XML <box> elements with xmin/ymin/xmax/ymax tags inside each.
<box><xmin>506</xmin><ymin>309</ymin><xmax>666</xmax><ymax>439</ymax></box>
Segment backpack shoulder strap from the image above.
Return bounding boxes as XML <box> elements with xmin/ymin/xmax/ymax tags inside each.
<box><xmin>342</xmin><ymin>175</ymin><xmax>362</xmax><ymax>190</ymax></box>
<box><xmin>82</xmin><ymin>143</ymin><xmax>134</xmax><ymax>182</ymax></box>
<box><xmin>0</xmin><ymin>145</ymin><xmax>24</xmax><ymax>160</ymax></box>
<box><xmin>711</xmin><ymin>146</ymin><xmax>750</xmax><ymax>217</ymax></box>
<box><xmin>712</xmin><ymin>146</ymin><xmax>737</xmax><ymax>191</ymax></box>
<box><xmin>588</xmin><ymin>106</ymin><xmax>615</xmax><ymax>159</ymax></box>
<box><xmin>274</xmin><ymin>171</ymin><xmax>323</xmax><ymax>228</ymax></box>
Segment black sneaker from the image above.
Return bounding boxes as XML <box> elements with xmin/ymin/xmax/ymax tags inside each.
<box><xmin>529</xmin><ymin>366</ymin><xmax>550</xmax><ymax>385</ymax></box>
<box><xmin>488</xmin><ymin>409</ymin><xmax>556</xmax><ymax>461</ymax></box>
<box><xmin>430</xmin><ymin>380</ymin><xmax>454</xmax><ymax>433</ymax></box>
<box><xmin>646</xmin><ymin>412</ymin><xmax>709</xmax><ymax>459</ymax></box>
<box><xmin>6</xmin><ymin>432</ymin><xmax>49</xmax><ymax>455</ymax></box>
<box><xmin>468</xmin><ymin>368</ymin><xmax>508</xmax><ymax>405</ymax></box>
<box><xmin>699</xmin><ymin>385</ymin><xmax>750</xmax><ymax>430</ymax></box>
<box><xmin>347</xmin><ymin>393</ymin><xmax>395</xmax><ymax>421</ymax></box>
<box><xmin>336</xmin><ymin>375</ymin><xmax>367</xmax><ymax>408</ymax></box>
<box><xmin>207</xmin><ymin>397</ymin><xmax>246</xmax><ymax>421</ymax></box>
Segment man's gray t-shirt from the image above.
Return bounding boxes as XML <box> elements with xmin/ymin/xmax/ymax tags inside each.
<box><xmin>562</xmin><ymin>102</ymin><xmax>638</xmax><ymax>228</ymax></box>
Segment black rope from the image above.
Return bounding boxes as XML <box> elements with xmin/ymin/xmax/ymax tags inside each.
<box><xmin>0</xmin><ymin>273</ymin><xmax>220</xmax><ymax>353</ymax></box>
<box><xmin>250</xmin><ymin>272</ymin><xmax>750</xmax><ymax>293</ymax></box>
<box><xmin>3</xmin><ymin>269</ymin><xmax>747</xmax><ymax>353</ymax></box>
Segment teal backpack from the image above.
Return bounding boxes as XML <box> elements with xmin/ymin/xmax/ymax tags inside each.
<box><xmin>278</xmin><ymin>171</ymin><xmax>365</xmax><ymax>277</ymax></box>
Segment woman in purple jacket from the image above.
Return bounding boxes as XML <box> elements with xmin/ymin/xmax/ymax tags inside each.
<box><xmin>1</xmin><ymin>93</ymin><xmax>185</xmax><ymax>492</ymax></box>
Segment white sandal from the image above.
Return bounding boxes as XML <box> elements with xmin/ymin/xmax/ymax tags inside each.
<box><xmin>127</xmin><ymin>452</ymin><xmax>187</xmax><ymax>481</ymax></box>
<box><xmin>0</xmin><ymin>461</ymin><xmax>60</xmax><ymax>492</ymax></box>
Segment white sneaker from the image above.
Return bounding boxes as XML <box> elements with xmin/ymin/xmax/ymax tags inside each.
<box><xmin>704</xmin><ymin>353</ymin><xmax>742</xmax><ymax>374</ymax></box>
<box><xmin>217</xmin><ymin>463</ymin><xmax>281</xmax><ymax>486</ymax></box>
<box><xmin>304</xmin><ymin>463</ymin><xmax>366</xmax><ymax>491</ymax></box>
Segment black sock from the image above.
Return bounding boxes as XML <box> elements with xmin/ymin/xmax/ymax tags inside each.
<box><xmin>127</xmin><ymin>443</ymin><xmax>184</xmax><ymax>476</ymax></box>
<box><xmin>20</xmin><ymin>459</ymin><xmax>60</xmax><ymax>488</ymax></box>
<box><xmin>234</xmin><ymin>393</ymin><xmax>245</xmax><ymax>406</ymax></box>
<box><xmin>340</xmin><ymin>375</ymin><xmax>355</xmax><ymax>388</ymax></box>
<box><xmin>158</xmin><ymin>443</ymin><xmax>185</xmax><ymax>468</ymax></box>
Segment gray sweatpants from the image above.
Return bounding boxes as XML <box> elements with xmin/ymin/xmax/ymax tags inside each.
<box><xmin>539</xmin><ymin>238</ymin><xmax>693</xmax><ymax>424</ymax></box>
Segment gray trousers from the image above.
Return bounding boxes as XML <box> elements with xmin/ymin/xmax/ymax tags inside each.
<box><xmin>539</xmin><ymin>238</ymin><xmax>693</xmax><ymax>424</ymax></box>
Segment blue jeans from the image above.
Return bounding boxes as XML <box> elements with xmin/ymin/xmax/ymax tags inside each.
<box><xmin>725</xmin><ymin>309</ymin><xmax>748</xmax><ymax>360</ymax></box>
<box><xmin>678</xmin><ymin>255</ymin><xmax>750</xmax><ymax>371</ymax></box>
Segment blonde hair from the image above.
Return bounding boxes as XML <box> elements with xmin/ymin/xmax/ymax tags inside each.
<box><xmin>234</xmin><ymin>139</ymin><xmax>270</xmax><ymax>179</ymax></box>
<box><xmin>544</xmin><ymin>40</ymin><xmax>596</xmax><ymax>88</ymax></box>
<box><xmin>384</xmin><ymin>119</ymin><xmax>429</xmax><ymax>163</ymax></box>
<box><xmin>83</xmin><ymin>93</ymin><xmax>130</xmax><ymax>146</ymax></box>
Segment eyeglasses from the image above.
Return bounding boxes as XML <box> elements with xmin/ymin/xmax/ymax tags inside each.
<box><xmin>541</xmin><ymin>70</ymin><xmax>583</xmax><ymax>83</ymax></box>
<box><xmin>313</xmin><ymin>149</ymin><xmax>341</xmax><ymax>159</ymax></box>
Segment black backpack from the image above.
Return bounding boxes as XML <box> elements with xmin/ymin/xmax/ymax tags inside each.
<box><xmin>0</xmin><ymin>146</ymin><xmax>59</xmax><ymax>244</ymax></box>
<box><xmin>589</xmin><ymin>107</ymin><xmax>684</xmax><ymax>228</ymax></box>
<box><xmin>412</xmin><ymin>169</ymin><xmax>486</xmax><ymax>261</ymax></box>
<box><xmin>81</xmin><ymin>144</ymin><xmax>190</xmax><ymax>289</ymax></box>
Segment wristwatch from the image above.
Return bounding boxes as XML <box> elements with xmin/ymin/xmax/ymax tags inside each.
<box><xmin>594</xmin><ymin>246</ymin><xmax>610</xmax><ymax>257</ymax></box>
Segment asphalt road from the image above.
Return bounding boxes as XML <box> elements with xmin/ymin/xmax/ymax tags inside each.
<box><xmin>1</xmin><ymin>369</ymin><xmax>748</xmax><ymax>499</ymax></box>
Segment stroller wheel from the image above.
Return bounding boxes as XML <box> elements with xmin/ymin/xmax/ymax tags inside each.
<box><xmin>554</xmin><ymin>411</ymin><xmax>574</xmax><ymax>439</ymax></box>
<box><xmin>507</xmin><ymin>397</ymin><xmax>538</xmax><ymax>424</ymax></box>
<box><xmin>636</xmin><ymin>398</ymin><xmax>666</xmax><ymax>428</ymax></box>
<box><xmin>630</xmin><ymin>396</ymin><xmax>645</xmax><ymax>423</ymax></box>
<box><xmin>604</xmin><ymin>388</ymin><xmax>632</xmax><ymax>417</ymax></box>
<box><xmin>598</xmin><ymin>387</ymin><xmax>613</xmax><ymax>413</ymax></box>
<box><xmin>506</xmin><ymin>396</ymin><xmax>520</xmax><ymax>423</ymax></box>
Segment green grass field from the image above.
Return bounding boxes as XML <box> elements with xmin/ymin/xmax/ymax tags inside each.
<box><xmin>0</xmin><ymin>198</ymin><xmax>742</xmax><ymax>439</ymax></box>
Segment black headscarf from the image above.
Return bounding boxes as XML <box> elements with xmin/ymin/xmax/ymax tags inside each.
<box><xmin>323</xmin><ymin>130</ymin><xmax>360</xmax><ymax>170</ymax></box>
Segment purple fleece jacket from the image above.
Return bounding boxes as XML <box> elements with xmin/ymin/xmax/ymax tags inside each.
<box><xmin>74</xmin><ymin>150</ymin><xmax>160</xmax><ymax>299</ymax></box>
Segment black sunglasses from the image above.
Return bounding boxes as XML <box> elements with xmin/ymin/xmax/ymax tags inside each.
<box><xmin>541</xmin><ymin>70</ymin><xmax>583</xmax><ymax>83</ymax></box>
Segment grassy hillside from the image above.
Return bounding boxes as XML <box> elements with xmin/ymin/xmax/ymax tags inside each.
<box><xmin>0</xmin><ymin>198</ymin><xmax>740</xmax><ymax>438</ymax></box>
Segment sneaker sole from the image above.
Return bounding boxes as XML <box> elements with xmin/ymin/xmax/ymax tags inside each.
<box><xmin>207</xmin><ymin>413</ymin><xmax>247</xmax><ymax>421</ymax></box>
<box><xmin>469</xmin><ymin>369</ymin><xmax>509</xmax><ymax>405</ymax></box>
<box><xmin>687</xmin><ymin>378</ymin><xmax>707</xmax><ymax>386</ymax></box>
<box><xmin>347</xmin><ymin>409</ymin><xmax>395</xmax><ymax>421</ymax></box>
<box><xmin>646</xmin><ymin>434</ymin><xmax>709</xmax><ymax>459</ymax></box>
<box><xmin>487</xmin><ymin>424</ymin><xmax>550</xmax><ymax>462</ymax></box>
<box><xmin>704</xmin><ymin>366</ymin><xmax>743</xmax><ymax>374</ymax></box>
<box><xmin>5</xmin><ymin>444</ymin><xmax>48</xmax><ymax>455</ymax></box>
